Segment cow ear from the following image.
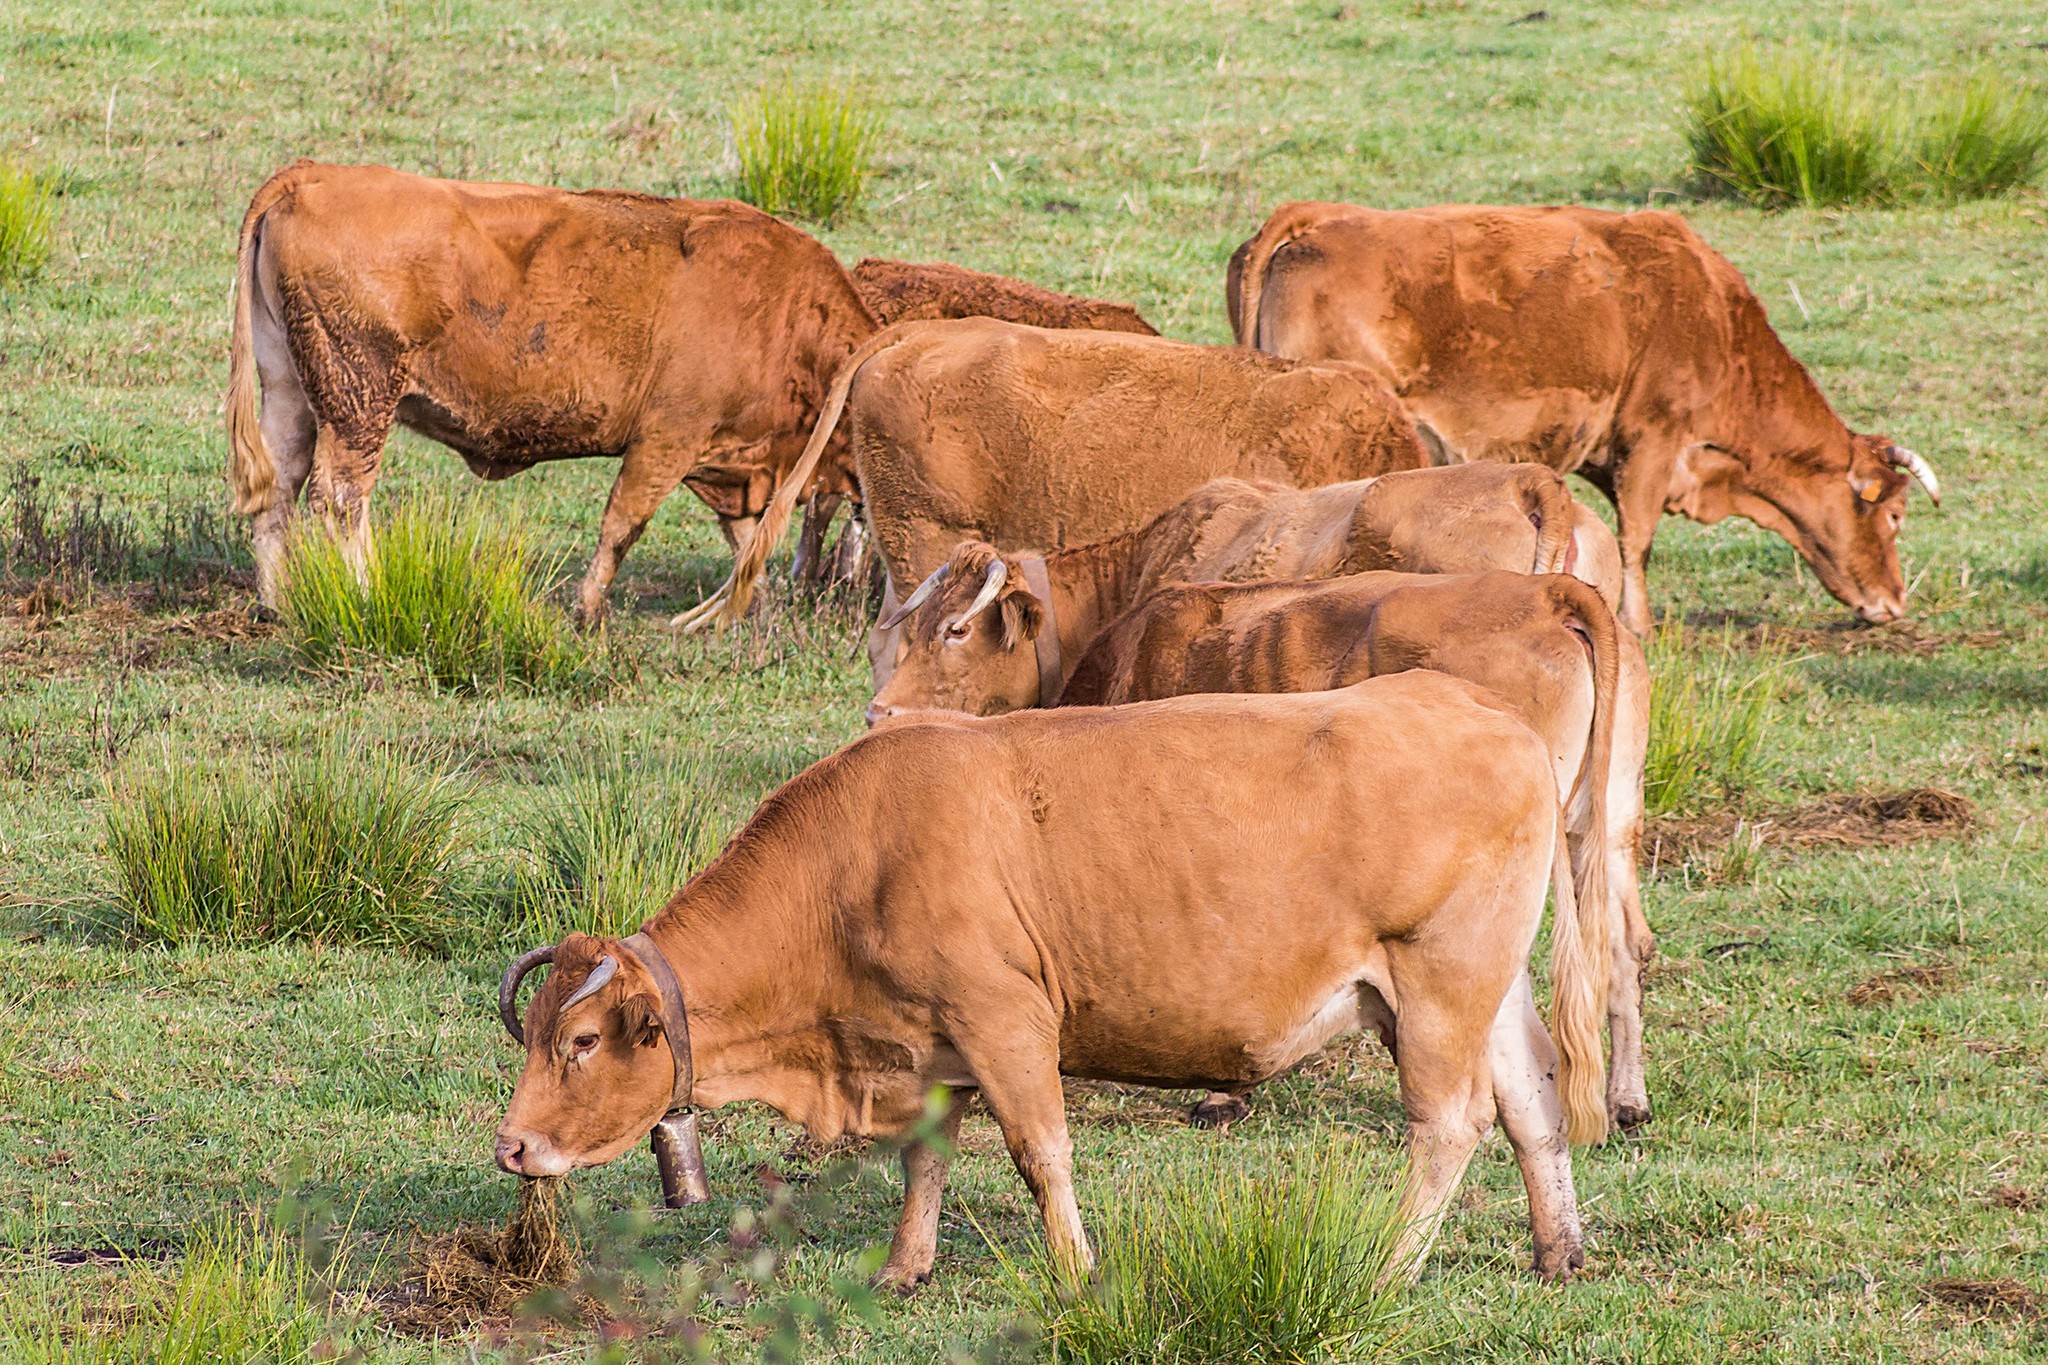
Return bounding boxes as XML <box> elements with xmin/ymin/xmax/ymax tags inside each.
<box><xmin>999</xmin><ymin>588</ymin><xmax>1045</xmax><ymax>650</ymax></box>
<box><xmin>620</xmin><ymin>992</ymin><xmax>665</xmax><ymax>1049</ymax></box>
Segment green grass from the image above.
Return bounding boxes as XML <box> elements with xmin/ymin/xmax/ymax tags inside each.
<box><xmin>1682</xmin><ymin>47</ymin><xmax>1894</xmax><ymax>208</ymax></box>
<box><xmin>1642</xmin><ymin>627</ymin><xmax>1785</xmax><ymax>817</ymax></box>
<box><xmin>0</xmin><ymin>1218</ymin><xmax>326</xmax><ymax>1365</ymax></box>
<box><xmin>281</xmin><ymin>496</ymin><xmax>581</xmax><ymax>694</ymax></box>
<box><xmin>1008</xmin><ymin>1136</ymin><xmax>1409</xmax><ymax>1364</ymax></box>
<box><xmin>1913</xmin><ymin>77</ymin><xmax>2048</xmax><ymax>200</ymax></box>
<box><xmin>103</xmin><ymin>740</ymin><xmax>472</xmax><ymax>949</ymax></box>
<box><xmin>731</xmin><ymin>81</ymin><xmax>885</xmax><ymax>224</ymax></box>
<box><xmin>0</xmin><ymin>161</ymin><xmax>57</xmax><ymax>286</ymax></box>
<box><xmin>1</xmin><ymin>0</ymin><xmax>2044</xmax><ymax>1360</ymax></box>
<box><xmin>511</xmin><ymin>741</ymin><xmax>728</xmax><ymax>941</ymax></box>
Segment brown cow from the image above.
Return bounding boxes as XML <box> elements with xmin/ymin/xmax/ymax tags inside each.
<box><xmin>870</xmin><ymin>556</ymin><xmax>1654</xmax><ymax>1131</ymax></box>
<box><xmin>850</xmin><ymin>258</ymin><xmax>1158</xmax><ymax>334</ymax></box>
<box><xmin>1228</xmin><ymin>202</ymin><xmax>1943</xmax><ymax>634</ymax></box>
<box><xmin>494</xmin><ymin>671</ymin><xmax>1608</xmax><ymax>1285</ymax></box>
<box><xmin>226</xmin><ymin>162</ymin><xmax>875</xmax><ymax>621</ymax></box>
<box><xmin>679</xmin><ymin>318</ymin><xmax>1430</xmax><ymax>642</ymax></box>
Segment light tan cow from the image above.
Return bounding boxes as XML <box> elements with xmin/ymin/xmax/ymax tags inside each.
<box><xmin>494</xmin><ymin>672</ymin><xmax>1608</xmax><ymax>1287</ymax></box>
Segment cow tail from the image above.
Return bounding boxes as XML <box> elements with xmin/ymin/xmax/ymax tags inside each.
<box><xmin>1231</xmin><ymin>201</ymin><xmax>1338</xmax><ymax>349</ymax></box>
<box><xmin>1549</xmin><ymin>573</ymin><xmax>1618</xmax><ymax>1146</ymax></box>
<box><xmin>678</xmin><ymin>326</ymin><xmax>904</xmax><ymax>633</ymax></box>
<box><xmin>226</xmin><ymin>175</ymin><xmax>295</xmax><ymax>517</ymax></box>
<box><xmin>1527</xmin><ymin>467</ymin><xmax>1578</xmax><ymax>575</ymax></box>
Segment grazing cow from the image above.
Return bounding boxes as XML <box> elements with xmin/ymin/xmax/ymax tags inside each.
<box><xmin>871</xmin><ymin>559</ymin><xmax>1654</xmax><ymax>1131</ymax></box>
<box><xmin>677</xmin><ymin>318</ymin><xmax>1431</xmax><ymax>640</ymax></box>
<box><xmin>494</xmin><ymin>671</ymin><xmax>1608</xmax><ymax>1286</ymax></box>
<box><xmin>226</xmin><ymin>161</ymin><xmax>875</xmax><ymax>621</ymax></box>
<box><xmin>790</xmin><ymin>259</ymin><xmax>1162</xmax><ymax>583</ymax></box>
<box><xmin>850</xmin><ymin>258</ymin><xmax>1158</xmax><ymax>334</ymax></box>
<box><xmin>1228</xmin><ymin>202</ymin><xmax>1943</xmax><ymax>634</ymax></box>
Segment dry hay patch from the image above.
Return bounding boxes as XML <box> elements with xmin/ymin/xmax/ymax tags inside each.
<box><xmin>1845</xmin><ymin>962</ymin><xmax>1957</xmax><ymax>1007</ymax></box>
<box><xmin>1647</xmin><ymin>787</ymin><xmax>1975</xmax><ymax>862</ymax></box>
<box><xmin>1727</xmin><ymin>621</ymin><xmax>2010</xmax><ymax>657</ymax></box>
<box><xmin>1920</xmin><ymin>1277</ymin><xmax>2042</xmax><ymax>1321</ymax></box>
<box><xmin>382</xmin><ymin>1177</ymin><xmax>584</xmax><ymax>1338</ymax></box>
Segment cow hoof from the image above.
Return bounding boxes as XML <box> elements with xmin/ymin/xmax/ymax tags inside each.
<box><xmin>249</xmin><ymin>600</ymin><xmax>281</xmax><ymax>625</ymax></box>
<box><xmin>1187</xmin><ymin>1094</ymin><xmax>1250</xmax><ymax>1130</ymax></box>
<box><xmin>873</xmin><ymin>1264</ymin><xmax>932</xmax><ymax>1296</ymax></box>
<box><xmin>1533</xmin><ymin>1244</ymin><xmax>1585</xmax><ymax>1282</ymax></box>
<box><xmin>1612</xmin><ymin>1100</ymin><xmax>1652</xmax><ymax>1132</ymax></box>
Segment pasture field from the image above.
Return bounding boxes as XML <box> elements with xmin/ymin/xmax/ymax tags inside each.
<box><xmin>3</xmin><ymin>0</ymin><xmax>2046</xmax><ymax>1359</ymax></box>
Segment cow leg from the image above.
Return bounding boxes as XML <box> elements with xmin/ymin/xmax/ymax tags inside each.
<box><xmin>876</xmin><ymin>1088</ymin><xmax>971</xmax><ymax>1293</ymax></box>
<box><xmin>949</xmin><ymin>1023</ymin><xmax>1092</xmax><ymax>1276</ymax></box>
<box><xmin>828</xmin><ymin>506</ymin><xmax>874</xmax><ymax>587</ymax></box>
<box><xmin>304</xmin><ymin>421</ymin><xmax>388</xmax><ymax>586</ymax></box>
<box><xmin>792</xmin><ymin>492</ymin><xmax>843</xmax><ymax>584</ymax></box>
<box><xmin>1488</xmin><ymin>971</ymin><xmax>1585</xmax><ymax>1280</ymax></box>
<box><xmin>580</xmin><ymin>441</ymin><xmax>695</xmax><ymax>627</ymax></box>
<box><xmin>1382</xmin><ymin>991</ymin><xmax>1496</xmax><ymax>1282</ymax></box>
<box><xmin>1187</xmin><ymin>1092</ymin><xmax>1251</xmax><ymax>1129</ymax></box>
<box><xmin>717</xmin><ymin>512</ymin><xmax>761</xmax><ymax>557</ymax></box>
<box><xmin>1605</xmin><ymin>631</ymin><xmax>1654</xmax><ymax>1130</ymax></box>
<box><xmin>247</xmin><ymin>340</ymin><xmax>317</xmax><ymax>614</ymax></box>
<box><xmin>1607</xmin><ymin>454</ymin><xmax>1669</xmax><ymax>637</ymax></box>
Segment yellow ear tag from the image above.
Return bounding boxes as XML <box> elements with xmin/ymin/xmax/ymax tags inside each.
<box><xmin>1858</xmin><ymin>480</ymin><xmax>1884</xmax><ymax>502</ymax></box>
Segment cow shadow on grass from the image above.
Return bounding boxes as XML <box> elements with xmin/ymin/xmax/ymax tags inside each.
<box><xmin>1804</xmin><ymin>652</ymin><xmax>2048</xmax><ymax>711</ymax></box>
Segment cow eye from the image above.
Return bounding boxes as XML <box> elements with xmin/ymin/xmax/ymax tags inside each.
<box><xmin>944</xmin><ymin>621</ymin><xmax>971</xmax><ymax>642</ymax></box>
<box><xmin>572</xmin><ymin>1033</ymin><xmax>599</xmax><ymax>1053</ymax></box>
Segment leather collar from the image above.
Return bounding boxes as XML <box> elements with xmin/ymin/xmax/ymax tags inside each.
<box><xmin>623</xmin><ymin>931</ymin><xmax>693</xmax><ymax>1113</ymax></box>
<box><xmin>1017</xmin><ymin>554</ymin><xmax>1063</xmax><ymax>707</ymax></box>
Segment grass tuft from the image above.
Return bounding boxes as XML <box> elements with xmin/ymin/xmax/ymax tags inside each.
<box><xmin>1682</xmin><ymin>47</ymin><xmax>1892</xmax><ymax>208</ymax></box>
<box><xmin>0</xmin><ymin>161</ymin><xmax>56</xmax><ymax>286</ymax></box>
<box><xmin>0</xmin><ymin>1218</ymin><xmax>323</xmax><ymax>1365</ymax></box>
<box><xmin>281</xmin><ymin>496</ymin><xmax>580</xmax><ymax>693</ymax></box>
<box><xmin>1912</xmin><ymin>77</ymin><xmax>2048</xmax><ymax>199</ymax></box>
<box><xmin>104</xmin><ymin>740</ymin><xmax>471</xmax><ymax>949</ymax></box>
<box><xmin>1644</xmin><ymin>626</ymin><xmax>1786</xmax><ymax>817</ymax></box>
<box><xmin>730</xmin><ymin>81</ymin><xmax>884</xmax><ymax>224</ymax></box>
<box><xmin>1007</xmin><ymin>1136</ymin><xmax>1409</xmax><ymax>1364</ymax></box>
<box><xmin>512</xmin><ymin>741</ymin><xmax>727</xmax><ymax>940</ymax></box>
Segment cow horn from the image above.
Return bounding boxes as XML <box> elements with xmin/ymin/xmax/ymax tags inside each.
<box><xmin>954</xmin><ymin>558</ymin><xmax>1009</xmax><ymax>626</ymax></box>
<box><xmin>498</xmin><ymin>945</ymin><xmax>556</xmax><ymax>1046</ymax></box>
<box><xmin>1888</xmin><ymin>445</ymin><xmax>1941</xmax><ymax>506</ymax></box>
<box><xmin>878</xmin><ymin>563</ymin><xmax>951</xmax><ymax>630</ymax></box>
<box><xmin>561</xmin><ymin>955</ymin><xmax>619</xmax><ymax>1013</ymax></box>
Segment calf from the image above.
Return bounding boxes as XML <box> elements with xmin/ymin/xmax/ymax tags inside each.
<box><xmin>495</xmin><ymin>672</ymin><xmax>1605</xmax><ymax>1286</ymax></box>
<box><xmin>851</xmin><ymin>258</ymin><xmax>1158</xmax><ymax>334</ymax></box>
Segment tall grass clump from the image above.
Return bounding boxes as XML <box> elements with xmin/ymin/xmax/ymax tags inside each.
<box><xmin>730</xmin><ymin>81</ymin><xmax>884</xmax><ymax>224</ymax></box>
<box><xmin>1912</xmin><ymin>77</ymin><xmax>2048</xmax><ymax>199</ymax></box>
<box><xmin>281</xmin><ymin>496</ymin><xmax>579</xmax><ymax>693</ymax></box>
<box><xmin>513</xmin><ymin>742</ymin><xmax>727</xmax><ymax>940</ymax></box>
<box><xmin>105</xmin><ymin>740</ymin><xmax>470</xmax><ymax>948</ymax></box>
<box><xmin>0</xmin><ymin>1218</ymin><xmax>323</xmax><ymax>1364</ymax></box>
<box><xmin>1644</xmin><ymin>626</ymin><xmax>1787</xmax><ymax>816</ymax></box>
<box><xmin>1682</xmin><ymin>47</ymin><xmax>1892</xmax><ymax>208</ymax></box>
<box><xmin>0</xmin><ymin>162</ymin><xmax>57</xmax><ymax>286</ymax></box>
<box><xmin>1007</xmin><ymin>1137</ymin><xmax>1409</xmax><ymax>1364</ymax></box>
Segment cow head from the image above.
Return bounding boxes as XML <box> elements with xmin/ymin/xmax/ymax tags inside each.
<box><xmin>494</xmin><ymin>934</ymin><xmax>682</xmax><ymax>1178</ymax></box>
<box><xmin>866</xmin><ymin>542</ymin><xmax>1046</xmax><ymax>723</ymax></box>
<box><xmin>1668</xmin><ymin>433</ymin><xmax>1939</xmax><ymax>624</ymax></box>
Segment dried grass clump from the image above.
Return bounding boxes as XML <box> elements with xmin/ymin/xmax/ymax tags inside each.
<box><xmin>386</xmin><ymin>1177</ymin><xmax>582</xmax><ymax>1337</ymax></box>
<box><xmin>1845</xmin><ymin>962</ymin><xmax>1957</xmax><ymax>1008</ymax></box>
<box><xmin>1646</xmin><ymin>786</ymin><xmax>1975</xmax><ymax>863</ymax></box>
<box><xmin>1920</xmin><ymin>1277</ymin><xmax>2042</xmax><ymax>1320</ymax></box>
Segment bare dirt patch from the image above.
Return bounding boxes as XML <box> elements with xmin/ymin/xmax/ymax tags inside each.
<box><xmin>1920</xmin><ymin>1277</ymin><xmax>2042</xmax><ymax>1320</ymax></box>
<box><xmin>1647</xmin><ymin>788</ymin><xmax>1975</xmax><ymax>862</ymax></box>
<box><xmin>1990</xmin><ymin>1185</ymin><xmax>2038</xmax><ymax>1211</ymax></box>
<box><xmin>1846</xmin><ymin>962</ymin><xmax>1957</xmax><ymax>1007</ymax></box>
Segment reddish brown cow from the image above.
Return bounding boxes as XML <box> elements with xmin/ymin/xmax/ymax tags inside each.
<box><xmin>226</xmin><ymin>162</ymin><xmax>875</xmax><ymax>620</ymax></box>
<box><xmin>1228</xmin><ymin>202</ymin><xmax>1942</xmax><ymax>633</ymax></box>
<box><xmin>494</xmin><ymin>672</ymin><xmax>1607</xmax><ymax>1285</ymax></box>
<box><xmin>680</xmin><ymin>319</ymin><xmax>1430</xmax><ymax>638</ymax></box>
<box><xmin>850</xmin><ymin>258</ymin><xmax>1158</xmax><ymax>334</ymax></box>
<box><xmin>870</xmin><ymin>554</ymin><xmax>1655</xmax><ymax>1132</ymax></box>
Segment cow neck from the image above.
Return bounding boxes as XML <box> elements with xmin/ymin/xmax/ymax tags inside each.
<box><xmin>621</xmin><ymin>930</ymin><xmax>692</xmax><ymax>1113</ymax></box>
<box><xmin>1716</xmin><ymin>289</ymin><xmax>1854</xmax><ymax>470</ymax></box>
<box><xmin>1016</xmin><ymin>555</ymin><xmax>1063</xmax><ymax>707</ymax></box>
<box><xmin>1039</xmin><ymin>531</ymin><xmax>1150</xmax><ymax>691</ymax></box>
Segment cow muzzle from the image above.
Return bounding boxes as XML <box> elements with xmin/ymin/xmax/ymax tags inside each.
<box><xmin>1855</xmin><ymin>592</ymin><xmax>1906</xmax><ymax>625</ymax></box>
<box><xmin>494</xmin><ymin>1129</ymin><xmax>570</xmax><ymax>1178</ymax></box>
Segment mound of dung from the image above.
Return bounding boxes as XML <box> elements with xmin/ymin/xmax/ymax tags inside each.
<box><xmin>1647</xmin><ymin>787</ymin><xmax>1975</xmax><ymax>863</ymax></box>
<box><xmin>384</xmin><ymin>1177</ymin><xmax>585</xmax><ymax>1337</ymax></box>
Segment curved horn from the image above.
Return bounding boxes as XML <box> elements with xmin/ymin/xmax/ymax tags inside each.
<box><xmin>498</xmin><ymin>945</ymin><xmax>556</xmax><ymax>1045</ymax></box>
<box><xmin>561</xmin><ymin>955</ymin><xmax>619</xmax><ymax>1014</ymax></box>
<box><xmin>954</xmin><ymin>558</ymin><xmax>1009</xmax><ymax>626</ymax></box>
<box><xmin>878</xmin><ymin>563</ymin><xmax>951</xmax><ymax>630</ymax></box>
<box><xmin>1888</xmin><ymin>445</ymin><xmax>1941</xmax><ymax>506</ymax></box>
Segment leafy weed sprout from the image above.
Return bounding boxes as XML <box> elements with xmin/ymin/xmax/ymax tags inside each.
<box><xmin>730</xmin><ymin>81</ymin><xmax>884</xmax><ymax>224</ymax></box>
<box><xmin>104</xmin><ymin>740</ymin><xmax>471</xmax><ymax>948</ymax></box>
<box><xmin>1004</xmin><ymin>1135</ymin><xmax>1410</xmax><ymax>1364</ymax></box>
<box><xmin>1644</xmin><ymin>626</ymin><xmax>1787</xmax><ymax>817</ymax></box>
<box><xmin>281</xmin><ymin>495</ymin><xmax>580</xmax><ymax>693</ymax></box>
<box><xmin>512</xmin><ymin>742</ymin><xmax>728</xmax><ymax>941</ymax></box>
<box><xmin>0</xmin><ymin>161</ymin><xmax>56</xmax><ymax>286</ymax></box>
